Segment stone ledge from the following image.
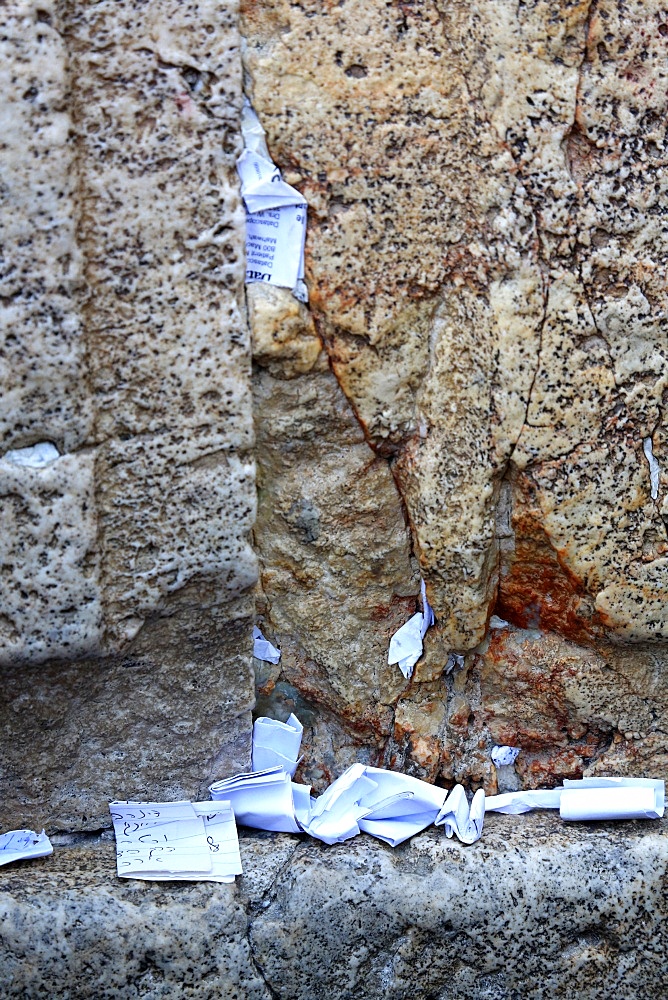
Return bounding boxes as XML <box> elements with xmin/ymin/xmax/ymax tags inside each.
<box><xmin>1</xmin><ymin>815</ymin><xmax>667</xmax><ymax>998</ymax></box>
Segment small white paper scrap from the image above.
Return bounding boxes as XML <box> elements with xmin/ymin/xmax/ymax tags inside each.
<box><xmin>109</xmin><ymin>801</ymin><xmax>242</xmax><ymax>882</ymax></box>
<box><xmin>491</xmin><ymin>745</ymin><xmax>520</xmax><ymax>767</ymax></box>
<box><xmin>252</xmin><ymin>713</ymin><xmax>303</xmax><ymax>776</ymax></box>
<box><xmin>2</xmin><ymin>442</ymin><xmax>60</xmax><ymax>469</ymax></box>
<box><xmin>238</xmin><ymin>103</ymin><xmax>307</xmax><ymax>294</ymax></box>
<box><xmin>435</xmin><ymin>786</ymin><xmax>486</xmax><ymax>845</ymax></box>
<box><xmin>209</xmin><ymin>767</ymin><xmax>311</xmax><ymax>834</ymax></box>
<box><xmin>388</xmin><ymin>578</ymin><xmax>435</xmax><ymax>680</ymax></box>
<box><xmin>252</xmin><ymin>625</ymin><xmax>281</xmax><ymax>664</ymax></box>
<box><xmin>0</xmin><ymin>829</ymin><xmax>53</xmax><ymax>866</ymax></box>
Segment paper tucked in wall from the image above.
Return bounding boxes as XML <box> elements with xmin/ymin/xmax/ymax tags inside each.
<box><xmin>252</xmin><ymin>713</ymin><xmax>303</xmax><ymax>776</ymax></box>
<box><xmin>209</xmin><ymin>767</ymin><xmax>312</xmax><ymax>834</ymax></box>
<box><xmin>238</xmin><ymin>103</ymin><xmax>307</xmax><ymax>294</ymax></box>
<box><xmin>252</xmin><ymin>625</ymin><xmax>281</xmax><ymax>665</ymax></box>
<box><xmin>108</xmin><ymin>801</ymin><xmax>242</xmax><ymax>882</ymax></box>
<box><xmin>491</xmin><ymin>745</ymin><xmax>520</xmax><ymax>767</ymax></box>
<box><xmin>388</xmin><ymin>578</ymin><xmax>435</xmax><ymax>680</ymax></box>
<box><xmin>485</xmin><ymin>777</ymin><xmax>665</xmax><ymax>820</ymax></box>
<box><xmin>0</xmin><ymin>829</ymin><xmax>53</xmax><ymax>866</ymax></box>
<box><xmin>1</xmin><ymin>442</ymin><xmax>60</xmax><ymax>469</ymax></box>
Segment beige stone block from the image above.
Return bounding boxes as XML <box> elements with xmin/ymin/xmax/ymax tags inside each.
<box><xmin>96</xmin><ymin>432</ymin><xmax>256</xmax><ymax>647</ymax></box>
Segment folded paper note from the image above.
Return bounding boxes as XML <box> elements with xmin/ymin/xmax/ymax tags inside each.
<box><xmin>491</xmin><ymin>745</ymin><xmax>520</xmax><ymax>767</ymax></box>
<box><xmin>435</xmin><ymin>785</ymin><xmax>486</xmax><ymax>845</ymax></box>
<box><xmin>560</xmin><ymin>777</ymin><xmax>664</xmax><ymax>821</ymax></box>
<box><xmin>486</xmin><ymin>777</ymin><xmax>664</xmax><ymax>821</ymax></box>
<box><xmin>388</xmin><ymin>579</ymin><xmax>435</xmax><ymax>680</ymax></box>
<box><xmin>209</xmin><ymin>767</ymin><xmax>312</xmax><ymax>834</ymax></box>
<box><xmin>238</xmin><ymin>103</ymin><xmax>307</xmax><ymax>293</ymax></box>
<box><xmin>109</xmin><ymin>800</ymin><xmax>242</xmax><ymax>882</ymax></box>
<box><xmin>252</xmin><ymin>713</ymin><xmax>303</xmax><ymax>776</ymax></box>
<box><xmin>0</xmin><ymin>829</ymin><xmax>53</xmax><ymax>866</ymax></box>
<box><xmin>252</xmin><ymin>625</ymin><xmax>281</xmax><ymax>665</ymax></box>
<box><xmin>302</xmin><ymin>763</ymin><xmax>483</xmax><ymax>846</ymax></box>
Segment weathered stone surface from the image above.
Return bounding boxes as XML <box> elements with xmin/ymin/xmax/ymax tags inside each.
<box><xmin>0</xmin><ymin>591</ymin><xmax>254</xmax><ymax>832</ymax></box>
<box><xmin>251</xmin><ymin>283</ymin><xmax>417</xmax><ymax>788</ymax></box>
<box><xmin>244</xmin><ymin>0</ymin><xmax>668</xmax><ymax>784</ymax></box>
<box><xmin>0</xmin><ymin>0</ymin><xmax>256</xmax><ymax>822</ymax></box>
<box><xmin>2</xmin><ymin>821</ymin><xmax>668</xmax><ymax>998</ymax></box>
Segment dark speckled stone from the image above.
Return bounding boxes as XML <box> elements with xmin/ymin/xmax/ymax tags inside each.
<box><xmin>1</xmin><ymin>817</ymin><xmax>667</xmax><ymax>998</ymax></box>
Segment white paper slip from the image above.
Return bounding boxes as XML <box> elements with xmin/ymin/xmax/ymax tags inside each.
<box><xmin>109</xmin><ymin>801</ymin><xmax>242</xmax><ymax>882</ymax></box>
<box><xmin>485</xmin><ymin>777</ymin><xmax>664</xmax><ymax>821</ymax></box>
<box><xmin>304</xmin><ymin>763</ymin><xmax>378</xmax><ymax>845</ymax></box>
<box><xmin>560</xmin><ymin>778</ymin><xmax>665</xmax><ymax>821</ymax></box>
<box><xmin>238</xmin><ymin>104</ymin><xmax>307</xmax><ymax>293</ymax></box>
<box><xmin>484</xmin><ymin>789</ymin><xmax>563</xmax><ymax>814</ymax></box>
<box><xmin>305</xmin><ymin>763</ymin><xmax>454</xmax><ymax>846</ymax></box>
<box><xmin>252</xmin><ymin>625</ymin><xmax>281</xmax><ymax>665</ymax></box>
<box><xmin>0</xmin><ymin>829</ymin><xmax>53</xmax><ymax>866</ymax></box>
<box><xmin>388</xmin><ymin>579</ymin><xmax>435</xmax><ymax>680</ymax></box>
<box><xmin>252</xmin><ymin>713</ymin><xmax>303</xmax><ymax>776</ymax></box>
<box><xmin>1</xmin><ymin>442</ymin><xmax>60</xmax><ymax>469</ymax></box>
<box><xmin>435</xmin><ymin>786</ymin><xmax>486</xmax><ymax>845</ymax></box>
<box><xmin>209</xmin><ymin>767</ymin><xmax>310</xmax><ymax>834</ymax></box>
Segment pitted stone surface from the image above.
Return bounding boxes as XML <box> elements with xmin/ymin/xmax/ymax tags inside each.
<box><xmin>244</xmin><ymin>0</ymin><xmax>668</xmax><ymax>783</ymax></box>
<box><xmin>1</xmin><ymin>820</ymin><xmax>667</xmax><ymax>998</ymax></box>
<box><xmin>0</xmin><ymin>0</ymin><xmax>256</xmax><ymax>822</ymax></box>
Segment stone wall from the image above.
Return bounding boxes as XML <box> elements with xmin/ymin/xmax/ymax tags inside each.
<box><xmin>0</xmin><ymin>0</ymin><xmax>256</xmax><ymax>829</ymax></box>
<box><xmin>245</xmin><ymin>0</ymin><xmax>668</xmax><ymax>791</ymax></box>
<box><xmin>2</xmin><ymin>0</ymin><xmax>667</xmax><ymax>833</ymax></box>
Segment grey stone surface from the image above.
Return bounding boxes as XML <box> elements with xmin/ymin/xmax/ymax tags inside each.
<box><xmin>0</xmin><ymin>0</ymin><xmax>256</xmax><ymax>822</ymax></box>
<box><xmin>0</xmin><ymin>591</ymin><xmax>254</xmax><ymax>832</ymax></box>
<box><xmin>1</xmin><ymin>818</ymin><xmax>667</xmax><ymax>998</ymax></box>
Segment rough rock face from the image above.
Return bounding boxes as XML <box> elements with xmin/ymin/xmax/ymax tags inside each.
<box><xmin>244</xmin><ymin>0</ymin><xmax>668</xmax><ymax>787</ymax></box>
<box><xmin>0</xmin><ymin>0</ymin><xmax>255</xmax><ymax>828</ymax></box>
<box><xmin>2</xmin><ymin>820</ymin><xmax>668</xmax><ymax>998</ymax></box>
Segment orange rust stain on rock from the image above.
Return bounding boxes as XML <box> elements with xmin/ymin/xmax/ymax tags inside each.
<box><xmin>497</xmin><ymin>474</ymin><xmax>605</xmax><ymax>645</ymax></box>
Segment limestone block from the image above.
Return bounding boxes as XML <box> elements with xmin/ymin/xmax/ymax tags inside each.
<box><xmin>0</xmin><ymin>451</ymin><xmax>103</xmax><ymax>665</ymax></box>
<box><xmin>4</xmin><ymin>822</ymin><xmax>667</xmax><ymax>998</ymax></box>
<box><xmin>66</xmin><ymin>0</ymin><xmax>247</xmax><ymax>443</ymax></box>
<box><xmin>0</xmin><ymin>590</ymin><xmax>254</xmax><ymax>832</ymax></box>
<box><xmin>245</xmin><ymin>0</ymin><xmax>668</xmax><ymax>784</ymax></box>
<box><xmin>0</xmin><ymin>1</ymin><xmax>91</xmax><ymax>452</ymax></box>
<box><xmin>96</xmin><ymin>434</ymin><xmax>256</xmax><ymax>647</ymax></box>
<box><xmin>253</xmin><ymin>360</ymin><xmax>417</xmax><ymax>786</ymax></box>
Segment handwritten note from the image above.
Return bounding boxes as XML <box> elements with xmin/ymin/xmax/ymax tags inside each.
<box><xmin>108</xmin><ymin>801</ymin><xmax>242</xmax><ymax>882</ymax></box>
<box><xmin>0</xmin><ymin>829</ymin><xmax>53</xmax><ymax>866</ymax></box>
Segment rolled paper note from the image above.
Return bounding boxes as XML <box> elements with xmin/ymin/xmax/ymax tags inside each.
<box><xmin>252</xmin><ymin>713</ymin><xmax>303</xmax><ymax>776</ymax></box>
<box><xmin>252</xmin><ymin>626</ymin><xmax>281</xmax><ymax>664</ymax></box>
<box><xmin>559</xmin><ymin>778</ymin><xmax>664</xmax><ymax>821</ymax></box>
